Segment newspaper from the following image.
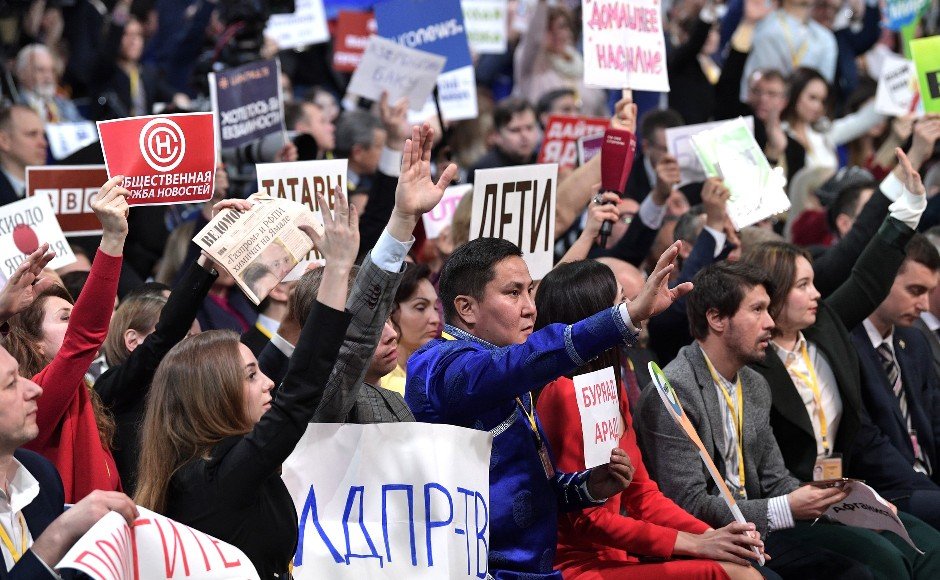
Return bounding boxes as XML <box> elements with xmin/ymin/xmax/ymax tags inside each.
<box><xmin>194</xmin><ymin>194</ymin><xmax>320</xmax><ymax>305</ymax></box>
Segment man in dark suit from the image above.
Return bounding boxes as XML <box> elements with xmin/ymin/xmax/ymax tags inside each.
<box><xmin>851</xmin><ymin>235</ymin><xmax>940</xmax><ymax>528</ymax></box>
<box><xmin>0</xmin><ymin>105</ymin><xmax>48</xmax><ymax>206</ymax></box>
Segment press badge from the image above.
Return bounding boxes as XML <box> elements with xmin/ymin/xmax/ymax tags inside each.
<box><xmin>538</xmin><ymin>442</ymin><xmax>554</xmax><ymax>479</ymax></box>
<box><xmin>813</xmin><ymin>454</ymin><xmax>843</xmax><ymax>481</ymax></box>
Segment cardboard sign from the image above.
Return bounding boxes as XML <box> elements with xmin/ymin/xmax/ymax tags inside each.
<box><xmin>97</xmin><ymin>113</ymin><xmax>216</xmax><ymax>206</ymax></box>
<box><xmin>573</xmin><ymin>366</ymin><xmax>621</xmax><ymax>469</ymax></box>
<box><xmin>824</xmin><ymin>481</ymin><xmax>922</xmax><ymax>553</ymax></box>
<box><xmin>578</xmin><ymin>132</ymin><xmax>605</xmax><ymax>166</ymax></box>
<box><xmin>875</xmin><ymin>53</ymin><xmax>923</xmax><ymax>116</ymax></box>
<box><xmin>256</xmin><ymin>159</ymin><xmax>346</xmax><ymax>215</ymax></box>
<box><xmin>538</xmin><ymin>115</ymin><xmax>610</xmax><ymax>170</ymax></box>
<box><xmin>0</xmin><ymin>195</ymin><xmax>76</xmax><ymax>280</ymax></box>
<box><xmin>209</xmin><ymin>59</ymin><xmax>285</xmax><ymax>150</ymax></box>
<box><xmin>265</xmin><ymin>0</ymin><xmax>330</xmax><ymax>49</ymax></box>
<box><xmin>376</xmin><ymin>0</ymin><xmax>479</xmax><ymax>122</ymax></box>
<box><xmin>470</xmin><ymin>163</ymin><xmax>557</xmax><ymax>279</ymax></box>
<box><xmin>665</xmin><ymin>117</ymin><xmax>755</xmax><ymax>186</ymax></box>
<box><xmin>45</xmin><ymin>122</ymin><xmax>99</xmax><ymax>161</ymax></box>
<box><xmin>282</xmin><ymin>423</ymin><xmax>492</xmax><ymax>579</ymax></box>
<box><xmin>582</xmin><ymin>0</ymin><xmax>669</xmax><ymax>92</ymax></box>
<box><xmin>26</xmin><ymin>165</ymin><xmax>108</xmax><ymax>236</ymax></box>
<box><xmin>347</xmin><ymin>36</ymin><xmax>447</xmax><ymax>111</ymax></box>
<box><xmin>462</xmin><ymin>0</ymin><xmax>508</xmax><ymax>55</ymax></box>
<box><xmin>883</xmin><ymin>0</ymin><xmax>929</xmax><ymax>31</ymax></box>
<box><xmin>333</xmin><ymin>10</ymin><xmax>376</xmax><ymax>72</ymax></box>
<box><xmin>423</xmin><ymin>183</ymin><xmax>471</xmax><ymax>239</ymax></box>
<box><xmin>57</xmin><ymin>506</ymin><xmax>259</xmax><ymax>579</ymax></box>
<box><xmin>910</xmin><ymin>36</ymin><xmax>940</xmax><ymax>114</ymax></box>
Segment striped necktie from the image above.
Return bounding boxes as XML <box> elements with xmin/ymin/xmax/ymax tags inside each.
<box><xmin>876</xmin><ymin>341</ymin><xmax>907</xmax><ymax>423</ymax></box>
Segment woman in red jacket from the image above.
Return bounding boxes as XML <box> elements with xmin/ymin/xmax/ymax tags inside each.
<box><xmin>3</xmin><ymin>176</ymin><xmax>130</xmax><ymax>502</ymax></box>
<box><xmin>534</xmin><ymin>260</ymin><xmax>765</xmax><ymax>580</ymax></box>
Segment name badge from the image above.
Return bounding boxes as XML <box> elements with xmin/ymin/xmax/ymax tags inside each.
<box><xmin>813</xmin><ymin>454</ymin><xmax>843</xmax><ymax>481</ymax></box>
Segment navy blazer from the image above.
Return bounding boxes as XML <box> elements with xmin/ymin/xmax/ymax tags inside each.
<box><xmin>851</xmin><ymin>324</ymin><xmax>939</xmax><ymax>486</ymax></box>
<box><xmin>0</xmin><ymin>172</ymin><xmax>21</xmax><ymax>208</ymax></box>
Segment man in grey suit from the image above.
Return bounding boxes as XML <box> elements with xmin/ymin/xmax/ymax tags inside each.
<box><xmin>637</xmin><ymin>261</ymin><xmax>939</xmax><ymax>579</ymax></box>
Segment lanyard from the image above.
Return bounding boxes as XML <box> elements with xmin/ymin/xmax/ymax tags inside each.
<box><xmin>703</xmin><ymin>357</ymin><xmax>746</xmax><ymax>498</ymax></box>
<box><xmin>515</xmin><ymin>392</ymin><xmax>542</xmax><ymax>446</ymax></box>
<box><xmin>788</xmin><ymin>342</ymin><xmax>829</xmax><ymax>454</ymax></box>
<box><xmin>0</xmin><ymin>512</ymin><xmax>27</xmax><ymax>563</ymax></box>
<box><xmin>777</xmin><ymin>13</ymin><xmax>809</xmax><ymax>68</ymax></box>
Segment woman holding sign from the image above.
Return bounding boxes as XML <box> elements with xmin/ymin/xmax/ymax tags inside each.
<box><xmin>134</xmin><ymin>188</ymin><xmax>357</xmax><ymax>579</ymax></box>
<box><xmin>535</xmin><ymin>260</ymin><xmax>765</xmax><ymax>580</ymax></box>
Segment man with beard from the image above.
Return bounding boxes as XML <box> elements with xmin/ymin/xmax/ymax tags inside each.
<box><xmin>14</xmin><ymin>45</ymin><xmax>85</xmax><ymax>124</ymax></box>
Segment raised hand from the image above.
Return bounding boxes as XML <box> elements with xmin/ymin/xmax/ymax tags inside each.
<box><xmin>654</xmin><ymin>155</ymin><xmax>681</xmax><ymax>204</ymax></box>
<box><xmin>303</xmin><ymin>186</ymin><xmax>359</xmax><ymax>312</ymax></box>
<box><xmin>394</xmin><ymin>123</ymin><xmax>459</xmax><ymax>219</ymax></box>
<box><xmin>583</xmin><ymin>191</ymin><xmax>623</xmax><ymax>240</ymax></box>
<box><xmin>0</xmin><ymin>243</ymin><xmax>56</xmax><ymax>324</ymax></box>
<box><xmin>93</xmin><ymin>176</ymin><xmax>131</xmax><ymax>256</ymax></box>
<box><xmin>380</xmin><ymin>91</ymin><xmax>411</xmax><ymax>150</ymax></box>
<box><xmin>611</xmin><ymin>96</ymin><xmax>637</xmax><ymax>134</ymax></box>
<box><xmin>701</xmin><ymin>177</ymin><xmax>730</xmax><ymax>229</ymax></box>
<box><xmin>896</xmin><ymin>147</ymin><xmax>926</xmax><ymax>197</ymax></box>
<box><xmin>627</xmin><ymin>241</ymin><xmax>693</xmax><ymax>324</ymax></box>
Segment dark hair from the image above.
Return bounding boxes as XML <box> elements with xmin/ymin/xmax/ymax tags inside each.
<box><xmin>901</xmin><ymin>234</ymin><xmax>940</xmax><ymax>273</ymax></box>
<box><xmin>742</xmin><ymin>242</ymin><xmax>811</xmax><ymax>322</ymax></box>
<box><xmin>752</xmin><ymin>68</ymin><xmax>787</xmax><ymax>86</ymax></box>
<box><xmin>687</xmin><ymin>261</ymin><xmax>775</xmax><ymax>340</ymax></box>
<box><xmin>827</xmin><ymin>182</ymin><xmax>875</xmax><ymax>234</ymax></box>
<box><xmin>440</xmin><ymin>238</ymin><xmax>523</xmax><ymax>322</ymax></box>
<box><xmin>493</xmin><ymin>98</ymin><xmax>535</xmax><ymax>131</ymax></box>
<box><xmin>125</xmin><ymin>281</ymin><xmax>171</xmax><ymax>300</ymax></box>
<box><xmin>283</xmin><ymin>101</ymin><xmax>306</xmax><ymax>130</ymax></box>
<box><xmin>536</xmin><ymin>88</ymin><xmax>576</xmax><ymax>120</ymax></box>
<box><xmin>394</xmin><ymin>262</ymin><xmax>432</xmax><ymax>307</ymax></box>
<box><xmin>781</xmin><ymin>67</ymin><xmax>830</xmax><ymax>125</ymax></box>
<box><xmin>286</xmin><ymin>265</ymin><xmax>359</xmax><ymax>325</ymax></box>
<box><xmin>335</xmin><ymin>110</ymin><xmax>383</xmax><ymax>157</ymax></box>
<box><xmin>60</xmin><ymin>271</ymin><xmax>90</xmax><ymax>303</ymax></box>
<box><xmin>639</xmin><ymin>108</ymin><xmax>684</xmax><ymax>142</ymax></box>
<box><xmin>0</xmin><ymin>104</ymin><xmax>37</xmax><ymax>133</ymax></box>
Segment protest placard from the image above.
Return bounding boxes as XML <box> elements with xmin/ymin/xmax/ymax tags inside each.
<box><xmin>910</xmin><ymin>36</ymin><xmax>940</xmax><ymax>114</ymax></box>
<box><xmin>282</xmin><ymin>422</ymin><xmax>492</xmax><ymax>579</ymax></box>
<box><xmin>875</xmin><ymin>53</ymin><xmax>922</xmax><ymax>116</ymax></box>
<box><xmin>347</xmin><ymin>37</ymin><xmax>446</xmax><ymax>112</ymax></box>
<box><xmin>573</xmin><ymin>366</ymin><xmax>621</xmax><ymax>469</ymax></box>
<box><xmin>582</xmin><ymin>0</ymin><xmax>669</xmax><ymax>92</ymax></box>
<box><xmin>26</xmin><ymin>165</ymin><xmax>108</xmax><ymax>236</ymax></box>
<box><xmin>665</xmin><ymin>117</ymin><xmax>755</xmax><ymax>185</ymax></box>
<box><xmin>376</xmin><ymin>0</ymin><xmax>479</xmax><ymax>122</ymax></box>
<box><xmin>97</xmin><ymin>112</ymin><xmax>216</xmax><ymax>206</ymax></box>
<box><xmin>194</xmin><ymin>194</ymin><xmax>319</xmax><ymax>305</ymax></box>
<box><xmin>209</xmin><ymin>59</ymin><xmax>285</xmax><ymax>150</ymax></box>
<box><xmin>822</xmin><ymin>481</ymin><xmax>922</xmax><ymax>553</ymax></box>
<box><xmin>333</xmin><ymin>10</ymin><xmax>376</xmax><ymax>72</ymax></box>
<box><xmin>462</xmin><ymin>0</ymin><xmax>508</xmax><ymax>55</ymax></box>
<box><xmin>423</xmin><ymin>183</ymin><xmax>471</xmax><ymax>239</ymax></box>
<box><xmin>883</xmin><ymin>0</ymin><xmax>929</xmax><ymax>31</ymax></box>
<box><xmin>538</xmin><ymin>115</ymin><xmax>610</xmax><ymax>170</ymax></box>
<box><xmin>45</xmin><ymin>121</ymin><xmax>99</xmax><ymax>161</ymax></box>
<box><xmin>265</xmin><ymin>0</ymin><xmax>330</xmax><ymax>49</ymax></box>
<box><xmin>0</xmin><ymin>194</ymin><xmax>76</xmax><ymax>281</ymax></box>
<box><xmin>578</xmin><ymin>132</ymin><xmax>605</xmax><ymax>166</ymax></box>
<box><xmin>57</xmin><ymin>506</ymin><xmax>259</xmax><ymax>580</ymax></box>
<box><xmin>689</xmin><ymin>117</ymin><xmax>790</xmax><ymax>230</ymax></box>
<box><xmin>470</xmin><ymin>163</ymin><xmax>557</xmax><ymax>279</ymax></box>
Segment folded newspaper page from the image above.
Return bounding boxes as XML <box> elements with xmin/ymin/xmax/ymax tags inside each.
<box><xmin>194</xmin><ymin>193</ymin><xmax>320</xmax><ymax>305</ymax></box>
<box><xmin>821</xmin><ymin>480</ymin><xmax>922</xmax><ymax>553</ymax></box>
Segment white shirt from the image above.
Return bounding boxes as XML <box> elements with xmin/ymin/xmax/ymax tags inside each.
<box><xmin>256</xmin><ymin>314</ymin><xmax>280</xmax><ymax>336</ymax></box>
<box><xmin>0</xmin><ymin>458</ymin><xmax>39</xmax><ymax>572</ymax></box>
<box><xmin>921</xmin><ymin>311</ymin><xmax>940</xmax><ymax>332</ymax></box>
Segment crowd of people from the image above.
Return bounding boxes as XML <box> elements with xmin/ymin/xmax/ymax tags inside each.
<box><xmin>0</xmin><ymin>0</ymin><xmax>939</xmax><ymax>578</ymax></box>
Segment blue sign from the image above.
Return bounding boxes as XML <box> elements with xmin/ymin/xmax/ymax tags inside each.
<box><xmin>211</xmin><ymin>59</ymin><xmax>284</xmax><ymax>150</ymax></box>
<box><xmin>883</xmin><ymin>0</ymin><xmax>929</xmax><ymax>31</ymax></box>
<box><xmin>324</xmin><ymin>0</ymin><xmax>376</xmax><ymax>19</ymax></box>
<box><xmin>374</xmin><ymin>0</ymin><xmax>472</xmax><ymax>73</ymax></box>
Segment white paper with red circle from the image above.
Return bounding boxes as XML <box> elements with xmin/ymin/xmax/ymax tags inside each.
<box><xmin>96</xmin><ymin>113</ymin><xmax>216</xmax><ymax>206</ymax></box>
<box><xmin>0</xmin><ymin>194</ymin><xmax>76</xmax><ymax>284</ymax></box>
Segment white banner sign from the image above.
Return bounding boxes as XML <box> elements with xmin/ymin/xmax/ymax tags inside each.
<box><xmin>264</xmin><ymin>0</ymin><xmax>330</xmax><ymax>49</ymax></box>
<box><xmin>347</xmin><ymin>36</ymin><xmax>447</xmax><ymax>111</ymax></box>
<box><xmin>574</xmin><ymin>366</ymin><xmax>621</xmax><ymax>468</ymax></box>
<box><xmin>46</xmin><ymin>121</ymin><xmax>99</xmax><ymax>161</ymax></box>
<box><xmin>57</xmin><ymin>506</ymin><xmax>259</xmax><ymax>579</ymax></box>
<box><xmin>666</xmin><ymin>117</ymin><xmax>755</xmax><ymax>186</ymax></box>
<box><xmin>437</xmin><ymin>67</ymin><xmax>480</xmax><ymax>122</ymax></box>
<box><xmin>283</xmin><ymin>423</ymin><xmax>492</xmax><ymax>579</ymax></box>
<box><xmin>0</xmin><ymin>194</ymin><xmax>75</xmax><ymax>281</ymax></box>
<box><xmin>875</xmin><ymin>53</ymin><xmax>923</xmax><ymax>116</ymax></box>
<box><xmin>423</xmin><ymin>183</ymin><xmax>471</xmax><ymax>239</ymax></box>
<box><xmin>823</xmin><ymin>481</ymin><xmax>922</xmax><ymax>553</ymax></box>
<box><xmin>462</xmin><ymin>0</ymin><xmax>508</xmax><ymax>55</ymax></box>
<box><xmin>470</xmin><ymin>163</ymin><xmax>558</xmax><ymax>279</ymax></box>
<box><xmin>582</xmin><ymin>0</ymin><xmax>669</xmax><ymax>91</ymax></box>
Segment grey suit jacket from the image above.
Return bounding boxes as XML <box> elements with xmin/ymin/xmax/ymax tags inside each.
<box><xmin>637</xmin><ymin>344</ymin><xmax>800</xmax><ymax>537</ymax></box>
<box><xmin>312</xmin><ymin>253</ymin><xmax>414</xmax><ymax>423</ymax></box>
<box><xmin>912</xmin><ymin>317</ymin><xmax>940</xmax><ymax>387</ymax></box>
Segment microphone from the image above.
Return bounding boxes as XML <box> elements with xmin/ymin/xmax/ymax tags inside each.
<box><xmin>598</xmin><ymin>127</ymin><xmax>637</xmax><ymax>247</ymax></box>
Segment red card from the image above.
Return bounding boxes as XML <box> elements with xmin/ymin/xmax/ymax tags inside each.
<box><xmin>333</xmin><ymin>11</ymin><xmax>376</xmax><ymax>73</ymax></box>
<box><xmin>97</xmin><ymin>113</ymin><xmax>216</xmax><ymax>206</ymax></box>
<box><xmin>537</xmin><ymin>115</ymin><xmax>611</xmax><ymax>171</ymax></box>
<box><xmin>26</xmin><ymin>165</ymin><xmax>109</xmax><ymax>236</ymax></box>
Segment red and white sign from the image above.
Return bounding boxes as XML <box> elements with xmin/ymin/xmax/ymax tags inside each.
<box><xmin>573</xmin><ymin>366</ymin><xmax>622</xmax><ymax>468</ymax></box>
<box><xmin>333</xmin><ymin>10</ymin><xmax>376</xmax><ymax>72</ymax></box>
<box><xmin>26</xmin><ymin>165</ymin><xmax>109</xmax><ymax>236</ymax></box>
<box><xmin>537</xmin><ymin>115</ymin><xmax>610</xmax><ymax>170</ymax></box>
<box><xmin>422</xmin><ymin>183</ymin><xmax>470</xmax><ymax>239</ymax></box>
<box><xmin>0</xmin><ymin>195</ymin><xmax>76</xmax><ymax>282</ymax></box>
<box><xmin>97</xmin><ymin>113</ymin><xmax>216</xmax><ymax>206</ymax></box>
<box><xmin>582</xmin><ymin>0</ymin><xmax>670</xmax><ymax>92</ymax></box>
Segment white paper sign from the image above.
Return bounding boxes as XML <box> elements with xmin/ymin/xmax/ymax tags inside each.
<box><xmin>470</xmin><ymin>163</ymin><xmax>558</xmax><ymax>279</ymax></box>
<box><xmin>57</xmin><ymin>506</ymin><xmax>260</xmax><ymax>579</ymax></box>
<box><xmin>423</xmin><ymin>183</ymin><xmax>471</xmax><ymax>239</ymax></box>
<box><xmin>823</xmin><ymin>481</ymin><xmax>922</xmax><ymax>553</ymax></box>
<box><xmin>0</xmin><ymin>195</ymin><xmax>75</xmax><ymax>279</ymax></box>
<box><xmin>875</xmin><ymin>53</ymin><xmax>923</xmax><ymax>117</ymax></box>
<box><xmin>282</xmin><ymin>423</ymin><xmax>492</xmax><ymax>579</ymax></box>
<box><xmin>573</xmin><ymin>366</ymin><xmax>622</xmax><ymax>468</ymax></box>
<box><xmin>582</xmin><ymin>0</ymin><xmax>669</xmax><ymax>92</ymax></box>
<box><xmin>462</xmin><ymin>0</ymin><xmax>508</xmax><ymax>54</ymax></box>
<box><xmin>45</xmin><ymin>121</ymin><xmax>99</xmax><ymax>160</ymax></box>
<box><xmin>347</xmin><ymin>36</ymin><xmax>447</xmax><ymax>112</ymax></box>
<box><xmin>666</xmin><ymin>117</ymin><xmax>755</xmax><ymax>186</ymax></box>
<box><xmin>437</xmin><ymin>66</ymin><xmax>480</xmax><ymax>122</ymax></box>
<box><xmin>264</xmin><ymin>0</ymin><xmax>330</xmax><ymax>49</ymax></box>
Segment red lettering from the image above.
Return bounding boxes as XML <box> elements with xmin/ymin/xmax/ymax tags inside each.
<box><xmin>187</xmin><ymin>527</ymin><xmax>213</xmax><ymax>571</ymax></box>
<box><xmin>74</xmin><ymin>550</ymin><xmax>114</xmax><ymax>580</ymax></box>
<box><xmin>154</xmin><ymin>518</ymin><xmax>190</xmax><ymax>576</ymax></box>
<box><xmin>92</xmin><ymin>540</ymin><xmax>121</xmax><ymax>580</ymax></box>
<box><xmin>211</xmin><ymin>538</ymin><xmax>242</xmax><ymax>569</ymax></box>
<box><xmin>581</xmin><ymin>386</ymin><xmax>593</xmax><ymax>408</ymax></box>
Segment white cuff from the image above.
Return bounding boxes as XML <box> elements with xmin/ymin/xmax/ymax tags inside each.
<box><xmin>371</xmin><ymin>228</ymin><xmax>415</xmax><ymax>273</ymax></box>
<box><xmin>639</xmin><ymin>194</ymin><xmax>668</xmax><ymax>230</ymax></box>
<box><xmin>702</xmin><ymin>225</ymin><xmax>727</xmax><ymax>258</ymax></box>
<box><xmin>34</xmin><ymin>552</ymin><xmax>62</xmax><ymax>578</ymax></box>
<box><xmin>879</xmin><ymin>172</ymin><xmax>905</xmax><ymax>202</ymax></box>
<box><xmin>617</xmin><ymin>302</ymin><xmax>642</xmax><ymax>335</ymax></box>
<box><xmin>768</xmin><ymin>495</ymin><xmax>796</xmax><ymax>531</ymax></box>
<box><xmin>379</xmin><ymin>147</ymin><xmax>404</xmax><ymax>178</ymax></box>
<box><xmin>888</xmin><ymin>185</ymin><xmax>927</xmax><ymax>230</ymax></box>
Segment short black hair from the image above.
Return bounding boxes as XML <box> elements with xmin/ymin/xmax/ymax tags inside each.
<box><xmin>493</xmin><ymin>98</ymin><xmax>535</xmax><ymax>132</ymax></box>
<box><xmin>125</xmin><ymin>281</ymin><xmax>171</xmax><ymax>300</ymax></box>
<box><xmin>687</xmin><ymin>261</ymin><xmax>775</xmax><ymax>340</ymax></box>
<box><xmin>827</xmin><ymin>182</ymin><xmax>875</xmax><ymax>234</ymax></box>
<box><xmin>394</xmin><ymin>262</ymin><xmax>432</xmax><ymax>307</ymax></box>
<box><xmin>536</xmin><ymin>89</ymin><xmax>576</xmax><ymax>119</ymax></box>
<box><xmin>902</xmin><ymin>234</ymin><xmax>940</xmax><ymax>273</ymax></box>
<box><xmin>283</xmin><ymin>101</ymin><xmax>306</xmax><ymax>130</ymax></box>
<box><xmin>440</xmin><ymin>238</ymin><xmax>523</xmax><ymax>322</ymax></box>
<box><xmin>639</xmin><ymin>108</ymin><xmax>684</xmax><ymax>142</ymax></box>
<box><xmin>60</xmin><ymin>271</ymin><xmax>90</xmax><ymax>303</ymax></box>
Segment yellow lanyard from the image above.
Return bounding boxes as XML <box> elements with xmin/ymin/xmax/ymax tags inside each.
<box><xmin>787</xmin><ymin>342</ymin><xmax>829</xmax><ymax>454</ymax></box>
<box><xmin>255</xmin><ymin>321</ymin><xmax>273</xmax><ymax>340</ymax></box>
<box><xmin>0</xmin><ymin>513</ymin><xmax>27</xmax><ymax>563</ymax></box>
<box><xmin>777</xmin><ymin>13</ymin><xmax>809</xmax><ymax>68</ymax></box>
<box><xmin>515</xmin><ymin>392</ymin><xmax>542</xmax><ymax>445</ymax></box>
<box><xmin>704</xmin><ymin>357</ymin><xmax>746</xmax><ymax>498</ymax></box>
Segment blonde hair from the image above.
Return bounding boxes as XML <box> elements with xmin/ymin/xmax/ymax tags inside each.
<box><xmin>102</xmin><ymin>293</ymin><xmax>167</xmax><ymax>366</ymax></box>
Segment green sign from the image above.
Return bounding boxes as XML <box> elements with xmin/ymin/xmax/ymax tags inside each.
<box><xmin>910</xmin><ymin>36</ymin><xmax>940</xmax><ymax>114</ymax></box>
